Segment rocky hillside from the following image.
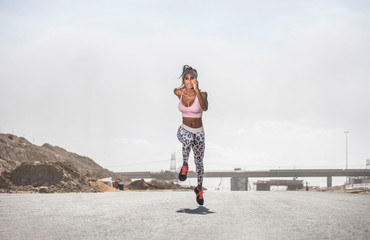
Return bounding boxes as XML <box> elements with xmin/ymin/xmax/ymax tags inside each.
<box><xmin>0</xmin><ymin>134</ymin><xmax>125</xmax><ymax>180</ymax></box>
<box><xmin>0</xmin><ymin>133</ymin><xmax>133</xmax><ymax>193</ymax></box>
<box><xmin>0</xmin><ymin>161</ymin><xmax>98</xmax><ymax>193</ymax></box>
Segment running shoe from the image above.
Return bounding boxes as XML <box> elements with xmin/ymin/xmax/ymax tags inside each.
<box><xmin>178</xmin><ymin>165</ymin><xmax>189</xmax><ymax>181</ymax></box>
<box><xmin>194</xmin><ymin>187</ymin><xmax>204</xmax><ymax>205</ymax></box>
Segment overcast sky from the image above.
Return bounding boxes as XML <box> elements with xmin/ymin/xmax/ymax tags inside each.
<box><xmin>1</xmin><ymin>1</ymin><xmax>369</xmax><ymax>177</ymax></box>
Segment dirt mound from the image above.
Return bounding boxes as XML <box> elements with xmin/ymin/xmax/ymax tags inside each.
<box><xmin>126</xmin><ymin>179</ymin><xmax>161</xmax><ymax>190</ymax></box>
<box><xmin>0</xmin><ymin>133</ymin><xmax>130</xmax><ymax>182</ymax></box>
<box><xmin>0</xmin><ymin>161</ymin><xmax>98</xmax><ymax>193</ymax></box>
<box><xmin>0</xmin><ymin>158</ymin><xmax>18</xmax><ymax>173</ymax></box>
<box><xmin>126</xmin><ymin>179</ymin><xmax>194</xmax><ymax>190</ymax></box>
<box><xmin>89</xmin><ymin>180</ymin><xmax>123</xmax><ymax>192</ymax></box>
<box><xmin>10</xmin><ymin>163</ymin><xmax>63</xmax><ymax>186</ymax></box>
<box><xmin>149</xmin><ymin>180</ymin><xmax>193</xmax><ymax>190</ymax></box>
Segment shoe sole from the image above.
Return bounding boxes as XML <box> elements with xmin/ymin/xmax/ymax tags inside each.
<box><xmin>178</xmin><ymin>174</ymin><xmax>187</xmax><ymax>181</ymax></box>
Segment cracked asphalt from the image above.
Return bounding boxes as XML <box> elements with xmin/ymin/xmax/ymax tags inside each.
<box><xmin>1</xmin><ymin>191</ymin><xmax>369</xmax><ymax>240</ymax></box>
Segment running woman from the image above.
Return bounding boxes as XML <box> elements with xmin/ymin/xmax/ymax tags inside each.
<box><xmin>174</xmin><ymin>65</ymin><xmax>208</xmax><ymax>205</ymax></box>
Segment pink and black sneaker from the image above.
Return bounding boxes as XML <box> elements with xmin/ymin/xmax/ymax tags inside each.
<box><xmin>194</xmin><ymin>187</ymin><xmax>204</xmax><ymax>205</ymax></box>
<box><xmin>178</xmin><ymin>166</ymin><xmax>190</xmax><ymax>181</ymax></box>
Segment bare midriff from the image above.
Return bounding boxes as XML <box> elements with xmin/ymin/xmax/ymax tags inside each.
<box><xmin>183</xmin><ymin>117</ymin><xmax>203</xmax><ymax>128</ymax></box>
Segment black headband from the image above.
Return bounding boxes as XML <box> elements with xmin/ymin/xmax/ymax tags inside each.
<box><xmin>182</xmin><ymin>69</ymin><xmax>198</xmax><ymax>80</ymax></box>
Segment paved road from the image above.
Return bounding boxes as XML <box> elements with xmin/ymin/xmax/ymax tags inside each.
<box><xmin>0</xmin><ymin>191</ymin><xmax>369</xmax><ymax>240</ymax></box>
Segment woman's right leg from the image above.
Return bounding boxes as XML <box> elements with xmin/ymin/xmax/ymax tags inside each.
<box><xmin>177</xmin><ymin>126</ymin><xmax>193</xmax><ymax>181</ymax></box>
<box><xmin>177</xmin><ymin>125</ymin><xmax>193</xmax><ymax>164</ymax></box>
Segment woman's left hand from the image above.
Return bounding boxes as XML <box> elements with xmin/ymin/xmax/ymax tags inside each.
<box><xmin>192</xmin><ymin>79</ymin><xmax>199</xmax><ymax>92</ymax></box>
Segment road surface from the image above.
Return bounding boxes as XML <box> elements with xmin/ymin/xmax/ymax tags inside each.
<box><xmin>0</xmin><ymin>191</ymin><xmax>369</xmax><ymax>239</ymax></box>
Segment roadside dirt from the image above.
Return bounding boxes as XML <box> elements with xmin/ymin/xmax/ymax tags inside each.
<box><xmin>125</xmin><ymin>179</ymin><xmax>194</xmax><ymax>191</ymax></box>
<box><xmin>0</xmin><ymin>161</ymin><xmax>98</xmax><ymax>193</ymax></box>
<box><xmin>89</xmin><ymin>180</ymin><xmax>123</xmax><ymax>192</ymax></box>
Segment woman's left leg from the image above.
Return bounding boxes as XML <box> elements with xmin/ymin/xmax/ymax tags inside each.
<box><xmin>192</xmin><ymin>130</ymin><xmax>205</xmax><ymax>189</ymax></box>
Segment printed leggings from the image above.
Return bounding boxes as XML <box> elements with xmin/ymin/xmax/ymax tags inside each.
<box><xmin>177</xmin><ymin>124</ymin><xmax>205</xmax><ymax>186</ymax></box>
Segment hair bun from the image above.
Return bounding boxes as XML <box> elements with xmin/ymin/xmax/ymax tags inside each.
<box><xmin>183</xmin><ymin>65</ymin><xmax>191</xmax><ymax>71</ymax></box>
<box><xmin>178</xmin><ymin>65</ymin><xmax>197</xmax><ymax>80</ymax></box>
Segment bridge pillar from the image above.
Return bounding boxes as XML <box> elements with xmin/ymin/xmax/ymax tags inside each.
<box><xmin>327</xmin><ymin>176</ymin><xmax>332</xmax><ymax>188</ymax></box>
<box><xmin>231</xmin><ymin>177</ymin><xmax>248</xmax><ymax>191</ymax></box>
<box><xmin>231</xmin><ymin>178</ymin><xmax>236</xmax><ymax>191</ymax></box>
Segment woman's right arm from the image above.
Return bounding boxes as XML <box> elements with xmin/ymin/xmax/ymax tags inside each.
<box><xmin>174</xmin><ymin>88</ymin><xmax>181</xmax><ymax>98</ymax></box>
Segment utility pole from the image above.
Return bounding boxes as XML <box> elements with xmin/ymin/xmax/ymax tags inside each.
<box><xmin>170</xmin><ymin>153</ymin><xmax>176</xmax><ymax>172</ymax></box>
<box><xmin>344</xmin><ymin>131</ymin><xmax>349</xmax><ymax>187</ymax></box>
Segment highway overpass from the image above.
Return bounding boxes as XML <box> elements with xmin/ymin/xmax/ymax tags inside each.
<box><xmin>116</xmin><ymin>168</ymin><xmax>370</xmax><ymax>189</ymax></box>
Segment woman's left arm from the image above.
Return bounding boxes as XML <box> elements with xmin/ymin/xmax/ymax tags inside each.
<box><xmin>193</xmin><ymin>79</ymin><xmax>208</xmax><ymax>111</ymax></box>
<box><xmin>196</xmin><ymin>90</ymin><xmax>208</xmax><ymax>111</ymax></box>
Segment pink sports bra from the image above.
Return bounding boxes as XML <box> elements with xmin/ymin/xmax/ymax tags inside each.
<box><xmin>178</xmin><ymin>90</ymin><xmax>203</xmax><ymax>118</ymax></box>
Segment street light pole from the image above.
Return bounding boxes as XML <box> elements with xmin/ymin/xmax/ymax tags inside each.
<box><xmin>344</xmin><ymin>131</ymin><xmax>349</xmax><ymax>186</ymax></box>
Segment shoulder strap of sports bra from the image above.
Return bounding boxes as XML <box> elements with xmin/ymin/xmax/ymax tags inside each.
<box><xmin>180</xmin><ymin>88</ymin><xmax>185</xmax><ymax>100</ymax></box>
